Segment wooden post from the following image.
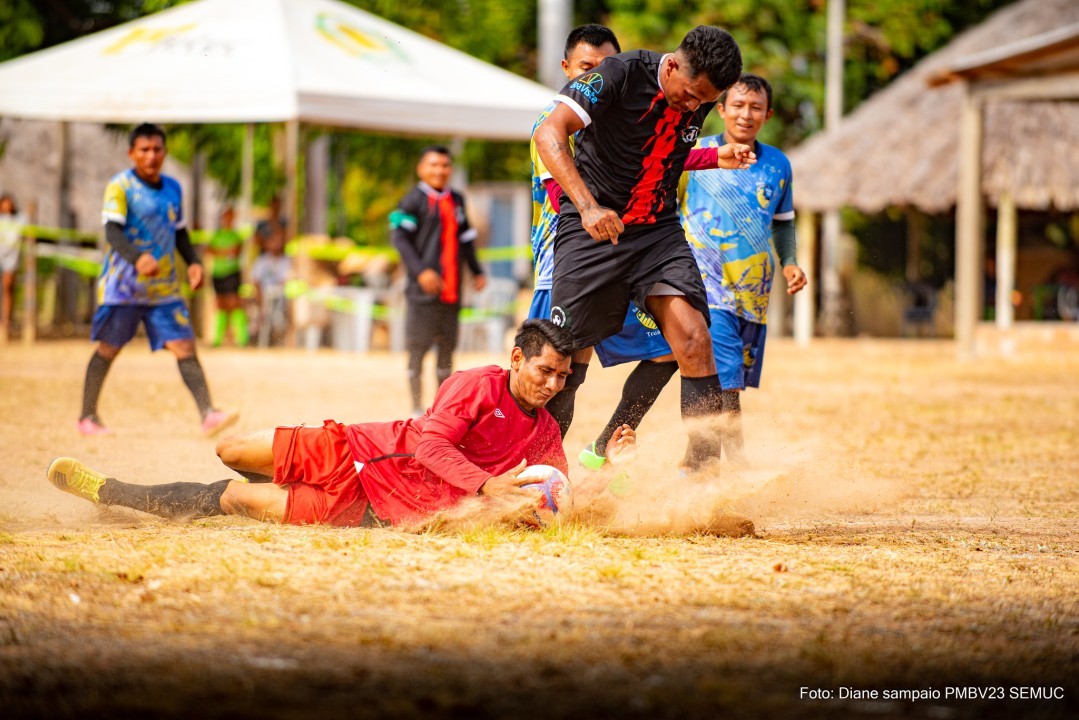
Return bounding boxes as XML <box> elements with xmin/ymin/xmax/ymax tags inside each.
<box><xmin>819</xmin><ymin>0</ymin><xmax>846</xmax><ymax>337</ymax></box>
<box><xmin>995</xmin><ymin>191</ymin><xmax>1017</xmax><ymax>331</ymax></box>
<box><xmin>22</xmin><ymin>231</ymin><xmax>37</xmax><ymax>345</ymax></box>
<box><xmin>284</xmin><ymin>119</ymin><xmax>300</xmax><ymax>242</ymax></box>
<box><xmin>793</xmin><ymin>210</ymin><xmax>817</xmax><ymax>345</ymax></box>
<box><xmin>538</xmin><ymin>0</ymin><xmax>573</xmax><ymax>88</ymax></box>
<box><xmin>905</xmin><ymin>208</ymin><xmax>924</xmax><ymax>282</ymax></box>
<box><xmin>304</xmin><ymin>133</ymin><xmax>329</xmax><ymax>235</ymax></box>
<box><xmin>239</xmin><ymin>122</ymin><xmax>256</xmax><ymax>278</ymax></box>
<box><xmin>769</xmin><ymin>269</ymin><xmax>787</xmax><ymax>337</ymax></box>
<box><xmin>954</xmin><ymin>89</ymin><xmax>984</xmax><ymax>358</ymax></box>
<box><xmin>240</xmin><ymin>123</ymin><xmax>255</xmax><ymax>229</ymax></box>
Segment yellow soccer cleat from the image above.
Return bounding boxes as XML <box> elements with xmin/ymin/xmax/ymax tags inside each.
<box><xmin>47</xmin><ymin>457</ymin><xmax>107</xmax><ymax>504</ymax></box>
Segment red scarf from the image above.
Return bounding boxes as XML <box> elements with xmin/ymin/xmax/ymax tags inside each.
<box><xmin>434</xmin><ymin>194</ymin><xmax>459</xmax><ymax>304</ymax></box>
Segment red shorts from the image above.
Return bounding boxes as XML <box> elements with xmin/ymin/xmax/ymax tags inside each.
<box><xmin>272</xmin><ymin>420</ymin><xmax>370</xmax><ymax>527</ymax></box>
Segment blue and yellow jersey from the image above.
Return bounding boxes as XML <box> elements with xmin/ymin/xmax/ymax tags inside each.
<box><xmin>99</xmin><ymin>169</ymin><xmax>185</xmax><ymax>306</ymax></box>
<box><xmin>680</xmin><ymin>135</ymin><xmax>794</xmax><ymax>324</ymax></box>
<box><xmin>529</xmin><ymin>102</ymin><xmax>576</xmax><ymax>290</ymax></box>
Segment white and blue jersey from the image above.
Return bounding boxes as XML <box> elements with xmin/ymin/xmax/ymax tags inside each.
<box><xmin>682</xmin><ymin>135</ymin><xmax>794</xmax><ymax>324</ymax></box>
<box><xmin>99</xmin><ymin>168</ymin><xmax>186</xmax><ymax>306</ymax></box>
<box><xmin>529</xmin><ymin>102</ymin><xmax>573</xmax><ymax>294</ymax></box>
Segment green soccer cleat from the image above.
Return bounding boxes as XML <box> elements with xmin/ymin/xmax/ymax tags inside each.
<box><xmin>578</xmin><ymin>443</ymin><xmax>607</xmax><ymax>472</ymax></box>
<box><xmin>47</xmin><ymin>457</ymin><xmax>107</xmax><ymax>504</ymax></box>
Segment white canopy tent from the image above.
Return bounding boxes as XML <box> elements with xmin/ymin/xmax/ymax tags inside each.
<box><xmin>0</xmin><ymin>0</ymin><xmax>555</xmax><ymax>232</ymax></box>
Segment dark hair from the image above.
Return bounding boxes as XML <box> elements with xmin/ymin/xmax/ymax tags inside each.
<box><xmin>128</xmin><ymin>123</ymin><xmax>166</xmax><ymax>148</ymax></box>
<box><xmin>720</xmin><ymin>72</ymin><xmax>773</xmax><ymax>110</ymax></box>
<box><xmin>0</xmin><ymin>193</ymin><xmax>17</xmax><ymax>214</ymax></box>
<box><xmin>565</xmin><ymin>24</ymin><xmax>621</xmax><ymax>57</ymax></box>
<box><xmin>514</xmin><ymin>319</ymin><xmax>575</xmax><ymax>359</ymax></box>
<box><xmin>419</xmin><ymin>144</ymin><xmax>452</xmax><ymax>162</ymax></box>
<box><xmin>678</xmin><ymin>26</ymin><xmax>742</xmax><ymax>93</ymax></box>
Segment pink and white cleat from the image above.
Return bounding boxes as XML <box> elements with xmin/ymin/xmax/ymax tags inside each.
<box><xmin>201</xmin><ymin>408</ymin><xmax>239</xmax><ymax>437</ymax></box>
<box><xmin>76</xmin><ymin>416</ymin><xmax>112</xmax><ymax>436</ymax></box>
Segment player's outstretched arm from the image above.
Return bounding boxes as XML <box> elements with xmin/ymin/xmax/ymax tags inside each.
<box><xmin>714</xmin><ymin>143</ymin><xmax>757</xmax><ymax>170</ymax></box>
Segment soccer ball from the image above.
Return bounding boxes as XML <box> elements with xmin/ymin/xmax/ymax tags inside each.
<box><xmin>518</xmin><ymin>464</ymin><xmax>573</xmax><ymax>528</ymax></box>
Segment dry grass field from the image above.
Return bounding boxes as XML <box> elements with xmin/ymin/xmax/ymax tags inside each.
<box><xmin>0</xmin><ymin>336</ymin><xmax>1076</xmax><ymax>719</ymax></box>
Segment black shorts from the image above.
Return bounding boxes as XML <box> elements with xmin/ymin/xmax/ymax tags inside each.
<box><xmin>212</xmin><ymin>272</ymin><xmax>242</xmax><ymax>296</ymax></box>
<box><xmin>550</xmin><ymin>217</ymin><xmax>709</xmax><ymax>348</ymax></box>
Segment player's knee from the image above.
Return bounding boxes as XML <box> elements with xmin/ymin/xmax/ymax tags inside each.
<box><xmin>95</xmin><ymin>343</ymin><xmax>122</xmax><ymax>360</ymax></box>
<box><xmin>678</xmin><ymin>323</ymin><xmax>712</xmax><ymax>364</ymax></box>
<box><xmin>215</xmin><ymin>435</ymin><xmax>244</xmax><ymax>467</ymax></box>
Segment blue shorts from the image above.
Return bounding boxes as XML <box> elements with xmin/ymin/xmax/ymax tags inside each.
<box><xmin>711</xmin><ymin>309</ymin><xmax>767</xmax><ymax>390</ymax></box>
<box><xmin>591</xmin><ymin>306</ymin><xmax>767</xmax><ymax>389</ymax></box>
<box><xmin>91</xmin><ymin>301</ymin><xmax>195</xmax><ymax>351</ymax></box>
<box><xmin>527</xmin><ymin>288</ymin><xmax>552</xmax><ymax>321</ymax></box>
<box><xmin>594</xmin><ymin>303</ymin><xmax>672</xmax><ymax>368</ymax></box>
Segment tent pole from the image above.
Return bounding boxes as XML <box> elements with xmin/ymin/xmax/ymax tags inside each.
<box><xmin>793</xmin><ymin>211</ymin><xmax>817</xmax><ymax>345</ymax></box>
<box><xmin>284</xmin><ymin>119</ymin><xmax>300</xmax><ymax>241</ymax></box>
<box><xmin>995</xmin><ymin>190</ymin><xmax>1017</xmax><ymax>332</ymax></box>
<box><xmin>450</xmin><ymin>136</ymin><xmax>468</xmax><ymax>188</ymax></box>
<box><xmin>954</xmin><ymin>89</ymin><xmax>984</xmax><ymax>359</ymax></box>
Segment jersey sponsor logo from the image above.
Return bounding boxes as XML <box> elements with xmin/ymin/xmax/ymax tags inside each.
<box><xmin>633</xmin><ymin>305</ymin><xmax>658</xmax><ymax>330</ymax></box>
<box><xmin>756</xmin><ymin>181</ymin><xmax>774</xmax><ymax>209</ymax></box>
<box><xmin>494</xmin><ymin>408</ymin><xmax>506</xmax><ymax>419</ymax></box>
<box><xmin>681</xmin><ymin>125</ymin><xmax>701</xmax><ymax>144</ymax></box>
<box><xmin>569</xmin><ymin>72</ymin><xmax>604</xmax><ymax>103</ymax></box>
<box><xmin>550</xmin><ymin>306</ymin><xmax>567</xmax><ymax>327</ymax></box>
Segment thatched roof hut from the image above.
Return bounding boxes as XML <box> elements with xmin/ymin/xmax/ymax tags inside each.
<box><xmin>789</xmin><ymin>0</ymin><xmax>1079</xmax><ymax>214</ymax></box>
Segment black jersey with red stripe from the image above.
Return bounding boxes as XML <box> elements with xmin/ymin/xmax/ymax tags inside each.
<box><xmin>553</xmin><ymin>50</ymin><xmax>715</xmax><ymax>227</ymax></box>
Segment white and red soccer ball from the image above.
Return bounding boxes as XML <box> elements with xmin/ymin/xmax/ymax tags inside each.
<box><xmin>518</xmin><ymin>464</ymin><xmax>572</xmax><ymax>528</ymax></box>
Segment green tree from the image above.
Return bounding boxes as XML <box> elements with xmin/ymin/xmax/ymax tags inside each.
<box><xmin>1</xmin><ymin>0</ymin><xmax>1018</xmax><ymax>242</ymax></box>
<box><xmin>601</xmin><ymin>0</ymin><xmax>1014</xmax><ymax>146</ymax></box>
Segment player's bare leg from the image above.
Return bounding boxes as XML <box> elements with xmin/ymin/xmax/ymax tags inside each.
<box><xmin>646</xmin><ymin>295</ymin><xmax>724</xmax><ymax>470</ymax></box>
<box><xmin>215</xmin><ymin>429</ymin><xmax>276</xmax><ymax>481</ymax></box>
<box><xmin>219</xmin><ymin>481</ymin><xmax>287</xmax><ymax>523</ymax></box>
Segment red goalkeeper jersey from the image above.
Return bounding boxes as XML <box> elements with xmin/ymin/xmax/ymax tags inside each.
<box><xmin>344</xmin><ymin>366</ymin><xmax>567</xmax><ymax>525</ymax></box>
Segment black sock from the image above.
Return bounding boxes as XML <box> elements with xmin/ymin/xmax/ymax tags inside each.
<box><xmin>436</xmin><ymin>366</ymin><xmax>452</xmax><ymax>387</ymax></box>
<box><xmin>80</xmin><ymin>352</ymin><xmax>114</xmax><ymax>421</ymax></box>
<box><xmin>544</xmin><ymin>362</ymin><xmax>589</xmax><ymax>439</ymax></box>
<box><xmin>177</xmin><ymin>356</ymin><xmax>213</xmax><ymax>418</ymax></box>
<box><xmin>720</xmin><ymin>389</ymin><xmax>745</xmax><ymax>459</ymax></box>
<box><xmin>594</xmin><ymin>360</ymin><xmax>678</xmax><ymax>454</ymax></box>
<box><xmin>680</xmin><ymin>374</ymin><xmax>723</xmax><ymax>469</ymax></box>
<box><xmin>98</xmin><ymin>478</ymin><xmax>230</xmax><ymax>519</ymax></box>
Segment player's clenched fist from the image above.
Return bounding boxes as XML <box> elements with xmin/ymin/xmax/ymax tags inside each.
<box><xmin>581</xmin><ymin>206</ymin><xmax>625</xmax><ymax>245</ymax></box>
<box><xmin>715</xmin><ymin>143</ymin><xmax>757</xmax><ymax>170</ymax></box>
